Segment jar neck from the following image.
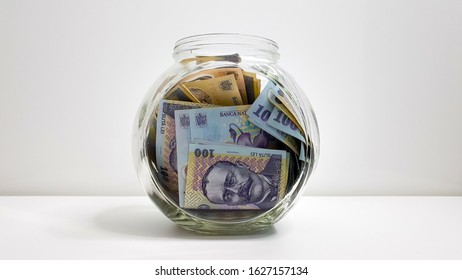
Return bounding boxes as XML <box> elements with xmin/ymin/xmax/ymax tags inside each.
<box><xmin>173</xmin><ymin>33</ymin><xmax>280</xmax><ymax>63</ymax></box>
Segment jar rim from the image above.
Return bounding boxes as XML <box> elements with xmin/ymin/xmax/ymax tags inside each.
<box><xmin>173</xmin><ymin>33</ymin><xmax>280</xmax><ymax>62</ymax></box>
<box><xmin>174</xmin><ymin>33</ymin><xmax>279</xmax><ymax>51</ymax></box>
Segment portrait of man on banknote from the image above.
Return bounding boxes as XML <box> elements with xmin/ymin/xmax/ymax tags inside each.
<box><xmin>200</xmin><ymin>155</ymin><xmax>282</xmax><ymax>209</ymax></box>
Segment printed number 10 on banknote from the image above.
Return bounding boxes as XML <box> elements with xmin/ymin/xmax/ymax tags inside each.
<box><xmin>184</xmin><ymin>144</ymin><xmax>289</xmax><ymax>210</ymax></box>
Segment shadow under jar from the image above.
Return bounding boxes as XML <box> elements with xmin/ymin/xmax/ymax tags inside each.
<box><xmin>133</xmin><ymin>33</ymin><xmax>320</xmax><ymax>234</ymax></box>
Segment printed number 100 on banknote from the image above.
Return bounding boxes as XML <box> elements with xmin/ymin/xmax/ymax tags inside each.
<box><xmin>184</xmin><ymin>143</ymin><xmax>289</xmax><ymax>210</ymax></box>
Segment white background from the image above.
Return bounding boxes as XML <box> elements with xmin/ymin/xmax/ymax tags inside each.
<box><xmin>1</xmin><ymin>0</ymin><xmax>461</xmax><ymax>196</ymax></box>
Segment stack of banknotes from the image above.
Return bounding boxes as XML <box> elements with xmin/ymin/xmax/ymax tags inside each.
<box><xmin>154</xmin><ymin>66</ymin><xmax>306</xmax><ymax>210</ymax></box>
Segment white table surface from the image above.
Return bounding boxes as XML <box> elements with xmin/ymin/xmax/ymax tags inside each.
<box><xmin>0</xmin><ymin>196</ymin><xmax>461</xmax><ymax>260</ymax></box>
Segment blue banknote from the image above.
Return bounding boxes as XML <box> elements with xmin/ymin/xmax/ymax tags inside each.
<box><xmin>246</xmin><ymin>81</ymin><xmax>301</xmax><ymax>157</ymax></box>
<box><xmin>267</xmin><ymin>106</ymin><xmax>306</xmax><ymax>143</ymax></box>
<box><xmin>175</xmin><ymin>105</ymin><xmax>281</xmax><ymax>206</ymax></box>
<box><xmin>155</xmin><ymin>100</ymin><xmax>214</xmax><ymax>193</ymax></box>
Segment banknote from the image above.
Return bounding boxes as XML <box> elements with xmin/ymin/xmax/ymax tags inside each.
<box><xmin>184</xmin><ymin>144</ymin><xmax>289</xmax><ymax>210</ymax></box>
<box><xmin>255</xmin><ymin>78</ymin><xmax>261</xmax><ymax>99</ymax></box>
<box><xmin>180</xmin><ymin>68</ymin><xmax>248</xmax><ymax>104</ymax></box>
<box><xmin>267</xmin><ymin>82</ymin><xmax>306</xmax><ymax>133</ymax></box>
<box><xmin>174</xmin><ymin>105</ymin><xmax>282</xmax><ymax>206</ymax></box>
<box><xmin>163</xmin><ymin>84</ymin><xmax>195</xmax><ymax>102</ymax></box>
<box><xmin>266</xmin><ymin>86</ymin><xmax>303</xmax><ymax>132</ymax></box>
<box><xmin>209</xmin><ymin>68</ymin><xmax>247</xmax><ymax>104</ymax></box>
<box><xmin>174</xmin><ymin>109</ymin><xmax>192</xmax><ymax>207</ymax></box>
<box><xmin>262</xmin><ymin>81</ymin><xmax>310</xmax><ymax>161</ymax></box>
<box><xmin>242</xmin><ymin>71</ymin><xmax>256</xmax><ymax>104</ymax></box>
<box><xmin>189</xmin><ymin>105</ymin><xmax>282</xmax><ymax>148</ymax></box>
<box><xmin>246</xmin><ymin>81</ymin><xmax>300</xmax><ymax>156</ymax></box>
<box><xmin>267</xmin><ymin>106</ymin><xmax>306</xmax><ymax>143</ymax></box>
<box><xmin>176</xmin><ymin>137</ymin><xmax>237</xmax><ymax>207</ymax></box>
<box><xmin>155</xmin><ymin>100</ymin><xmax>214</xmax><ymax>193</ymax></box>
<box><xmin>181</xmin><ymin>74</ymin><xmax>244</xmax><ymax>106</ymax></box>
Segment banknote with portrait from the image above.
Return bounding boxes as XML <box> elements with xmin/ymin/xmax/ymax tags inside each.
<box><xmin>174</xmin><ymin>105</ymin><xmax>282</xmax><ymax>206</ymax></box>
<box><xmin>184</xmin><ymin>144</ymin><xmax>289</xmax><ymax>210</ymax></box>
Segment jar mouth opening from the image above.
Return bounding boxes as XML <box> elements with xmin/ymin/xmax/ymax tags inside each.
<box><xmin>175</xmin><ymin>33</ymin><xmax>278</xmax><ymax>50</ymax></box>
<box><xmin>173</xmin><ymin>33</ymin><xmax>279</xmax><ymax>61</ymax></box>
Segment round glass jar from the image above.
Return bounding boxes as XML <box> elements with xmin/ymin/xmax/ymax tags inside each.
<box><xmin>133</xmin><ymin>33</ymin><xmax>319</xmax><ymax>234</ymax></box>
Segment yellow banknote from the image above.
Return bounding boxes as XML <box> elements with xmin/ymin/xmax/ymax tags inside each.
<box><xmin>180</xmin><ymin>68</ymin><xmax>248</xmax><ymax>104</ymax></box>
<box><xmin>163</xmin><ymin>85</ymin><xmax>195</xmax><ymax>102</ymax></box>
<box><xmin>181</xmin><ymin>74</ymin><xmax>244</xmax><ymax>106</ymax></box>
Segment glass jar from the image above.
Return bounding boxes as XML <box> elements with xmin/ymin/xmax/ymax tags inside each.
<box><xmin>133</xmin><ymin>33</ymin><xmax>319</xmax><ymax>234</ymax></box>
